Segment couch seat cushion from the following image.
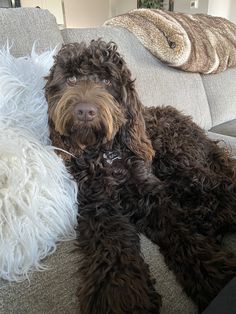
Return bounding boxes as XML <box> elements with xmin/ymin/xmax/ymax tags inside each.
<box><xmin>0</xmin><ymin>241</ymin><xmax>79</xmax><ymax>314</ymax></box>
<box><xmin>0</xmin><ymin>236</ymin><xmax>197</xmax><ymax>314</ymax></box>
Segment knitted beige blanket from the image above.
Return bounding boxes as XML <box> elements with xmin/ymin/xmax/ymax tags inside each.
<box><xmin>104</xmin><ymin>9</ymin><xmax>236</xmax><ymax>74</ymax></box>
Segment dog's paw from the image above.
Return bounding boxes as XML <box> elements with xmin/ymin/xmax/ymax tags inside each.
<box><xmin>107</xmin><ymin>279</ymin><xmax>161</xmax><ymax>314</ymax></box>
<box><xmin>78</xmin><ymin>271</ymin><xmax>161</xmax><ymax>314</ymax></box>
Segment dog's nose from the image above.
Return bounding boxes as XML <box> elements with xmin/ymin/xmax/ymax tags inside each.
<box><xmin>76</xmin><ymin>103</ymin><xmax>97</xmax><ymax>121</ymax></box>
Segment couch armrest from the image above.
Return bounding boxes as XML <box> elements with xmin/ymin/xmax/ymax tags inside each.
<box><xmin>209</xmin><ymin>119</ymin><xmax>236</xmax><ymax>138</ymax></box>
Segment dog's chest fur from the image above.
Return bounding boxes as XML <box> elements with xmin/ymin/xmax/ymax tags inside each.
<box><xmin>69</xmin><ymin>149</ymin><xmax>156</xmax><ymax>220</ymax></box>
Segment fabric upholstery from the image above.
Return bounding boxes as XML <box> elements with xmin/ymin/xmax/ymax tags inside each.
<box><xmin>1</xmin><ymin>233</ymin><xmax>234</xmax><ymax>314</ymax></box>
<box><xmin>201</xmin><ymin>68</ymin><xmax>236</xmax><ymax>127</ymax></box>
<box><xmin>62</xmin><ymin>27</ymin><xmax>212</xmax><ymax>130</ymax></box>
<box><xmin>0</xmin><ymin>237</ymin><xmax>197</xmax><ymax>314</ymax></box>
<box><xmin>140</xmin><ymin>236</ymin><xmax>197</xmax><ymax>314</ymax></box>
<box><xmin>0</xmin><ymin>8</ymin><xmax>63</xmax><ymax>57</ymax></box>
<box><xmin>0</xmin><ymin>241</ymin><xmax>79</xmax><ymax>314</ymax></box>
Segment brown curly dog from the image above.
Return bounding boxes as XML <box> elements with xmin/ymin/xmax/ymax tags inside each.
<box><xmin>45</xmin><ymin>39</ymin><xmax>236</xmax><ymax>314</ymax></box>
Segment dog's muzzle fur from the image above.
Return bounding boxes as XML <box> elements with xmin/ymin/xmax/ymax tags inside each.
<box><xmin>49</xmin><ymin>80</ymin><xmax>126</xmax><ymax>148</ymax></box>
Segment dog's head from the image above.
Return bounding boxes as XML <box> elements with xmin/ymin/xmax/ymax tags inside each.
<box><xmin>45</xmin><ymin>39</ymin><xmax>154</xmax><ymax>162</ymax></box>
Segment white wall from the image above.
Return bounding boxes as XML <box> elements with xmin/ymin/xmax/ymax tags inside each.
<box><xmin>208</xmin><ymin>0</ymin><xmax>236</xmax><ymax>23</ymax></box>
<box><xmin>174</xmin><ymin>0</ymin><xmax>236</xmax><ymax>24</ymax></box>
<box><xmin>208</xmin><ymin>0</ymin><xmax>231</xmax><ymax>19</ymax></box>
<box><xmin>21</xmin><ymin>0</ymin><xmax>137</xmax><ymax>28</ymax></box>
<box><xmin>174</xmin><ymin>0</ymin><xmax>209</xmax><ymax>14</ymax></box>
<box><xmin>63</xmin><ymin>0</ymin><xmax>137</xmax><ymax>28</ymax></box>
<box><xmin>229</xmin><ymin>0</ymin><xmax>236</xmax><ymax>24</ymax></box>
<box><xmin>21</xmin><ymin>0</ymin><xmax>236</xmax><ymax>28</ymax></box>
<box><xmin>109</xmin><ymin>0</ymin><xmax>136</xmax><ymax>17</ymax></box>
<box><xmin>63</xmin><ymin>0</ymin><xmax>110</xmax><ymax>28</ymax></box>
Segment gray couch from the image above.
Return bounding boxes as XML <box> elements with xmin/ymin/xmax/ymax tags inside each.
<box><xmin>0</xmin><ymin>8</ymin><xmax>236</xmax><ymax>314</ymax></box>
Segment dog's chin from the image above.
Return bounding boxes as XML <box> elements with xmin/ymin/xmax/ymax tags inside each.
<box><xmin>69</xmin><ymin>123</ymin><xmax>110</xmax><ymax>149</ymax></box>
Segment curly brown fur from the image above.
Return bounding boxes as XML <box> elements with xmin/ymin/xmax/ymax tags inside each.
<box><xmin>45</xmin><ymin>39</ymin><xmax>236</xmax><ymax>313</ymax></box>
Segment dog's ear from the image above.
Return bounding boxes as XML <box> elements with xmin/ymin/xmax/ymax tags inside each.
<box><xmin>121</xmin><ymin>84</ymin><xmax>155</xmax><ymax>162</ymax></box>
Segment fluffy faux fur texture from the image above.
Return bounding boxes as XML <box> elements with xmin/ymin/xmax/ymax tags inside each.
<box><xmin>0</xmin><ymin>45</ymin><xmax>78</xmax><ymax>282</ymax></box>
<box><xmin>104</xmin><ymin>9</ymin><xmax>236</xmax><ymax>74</ymax></box>
<box><xmin>0</xmin><ymin>43</ymin><xmax>56</xmax><ymax>144</ymax></box>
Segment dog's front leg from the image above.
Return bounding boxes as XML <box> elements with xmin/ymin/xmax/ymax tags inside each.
<box><xmin>76</xmin><ymin>206</ymin><xmax>161</xmax><ymax>314</ymax></box>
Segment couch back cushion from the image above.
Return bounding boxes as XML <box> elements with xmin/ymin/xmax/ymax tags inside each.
<box><xmin>0</xmin><ymin>8</ymin><xmax>63</xmax><ymax>57</ymax></box>
<box><xmin>62</xmin><ymin>26</ymin><xmax>212</xmax><ymax>130</ymax></box>
<box><xmin>201</xmin><ymin>68</ymin><xmax>236</xmax><ymax>127</ymax></box>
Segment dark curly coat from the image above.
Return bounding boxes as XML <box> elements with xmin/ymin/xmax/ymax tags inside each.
<box><xmin>45</xmin><ymin>39</ymin><xmax>236</xmax><ymax>314</ymax></box>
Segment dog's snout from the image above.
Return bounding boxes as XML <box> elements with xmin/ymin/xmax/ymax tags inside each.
<box><xmin>76</xmin><ymin>103</ymin><xmax>97</xmax><ymax>121</ymax></box>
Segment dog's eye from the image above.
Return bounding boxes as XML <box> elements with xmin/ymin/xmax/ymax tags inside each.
<box><xmin>102</xmin><ymin>79</ymin><xmax>112</xmax><ymax>86</ymax></box>
<box><xmin>67</xmin><ymin>76</ymin><xmax>77</xmax><ymax>85</ymax></box>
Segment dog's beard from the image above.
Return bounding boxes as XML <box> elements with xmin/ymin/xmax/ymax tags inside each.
<box><xmin>50</xmin><ymin>85</ymin><xmax>126</xmax><ymax>150</ymax></box>
<box><xmin>68</xmin><ymin>119</ymin><xmax>110</xmax><ymax>148</ymax></box>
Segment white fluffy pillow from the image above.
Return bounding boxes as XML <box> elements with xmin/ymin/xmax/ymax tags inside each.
<box><xmin>0</xmin><ymin>44</ymin><xmax>55</xmax><ymax>144</ymax></box>
<box><xmin>0</xmin><ymin>45</ymin><xmax>78</xmax><ymax>282</ymax></box>
<box><xmin>0</xmin><ymin>126</ymin><xmax>78</xmax><ymax>281</ymax></box>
